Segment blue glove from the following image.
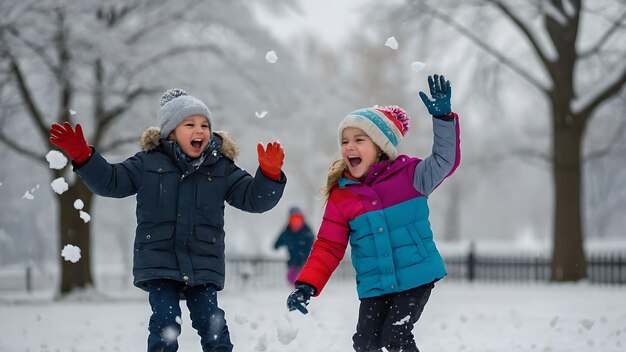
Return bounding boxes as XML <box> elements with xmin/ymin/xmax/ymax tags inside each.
<box><xmin>287</xmin><ymin>284</ymin><xmax>315</xmax><ymax>314</ymax></box>
<box><xmin>419</xmin><ymin>74</ymin><xmax>452</xmax><ymax>118</ymax></box>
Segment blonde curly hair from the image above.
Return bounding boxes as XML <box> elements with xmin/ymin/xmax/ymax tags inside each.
<box><xmin>321</xmin><ymin>146</ymin><xmax>388</xmax><ymax>202</ymax></box>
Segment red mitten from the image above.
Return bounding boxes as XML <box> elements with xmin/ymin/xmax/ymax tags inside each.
<box><xmin>49</xmin><ymin>122</ymin><xmax>92</xmax><ymax>164</ymax></box>
<box><xmin>257</xmin><ymin>142</ymin><xmax>284</xmax><ymax>181</ymax></box>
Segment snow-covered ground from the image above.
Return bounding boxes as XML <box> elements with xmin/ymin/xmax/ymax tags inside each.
<box><xmin>1</xmin><ymin>280</ymin><xmax>625</xmax><ymax>351</ymax></box>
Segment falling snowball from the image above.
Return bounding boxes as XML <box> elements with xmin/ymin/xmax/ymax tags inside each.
<box><xmin>61</xmin><ymin>244</ymin><xmax>81</xmax><ymax>263</ymax></box>
<box><xmin>69</xmin><ymin>109</ymin><xmax>77</xmax><ymax>115</ymax></box>
<box><xmin>411</xmin><ymin>61</ymin><xmax>427</xmax><ymax>72</ymax></box>
<box><xmin>255</xmin><ymin>111</ymin><xmax>268</xmax><ymax>119</ymax></box>
<box><xmin>22</xmin><ymin>191</ymin><xmax>35</xmax><ymax>200</ymax></box>
<box><xmin>51</xmin><ymin>177</ymin><xmax>69</xmax><ymax>195</ymax></box>
<box><xmin>46</xmin><ymin>150</ymin><xmax>68</xmax><ymax>170</ymax></box>
<box><xmin>385</xmin><ymin>36</ymin><xmax>398</xmax><ymax>49</ymax></box>
<box><xmin>277</xmin><ymin>320</ymin><xmax>298</xmax><ymax>345</ymax></box>
<box><xmin>79</xmin><ymin>211</ymin><xmax>91</xmax><ymax>223</ymax></box>
<box><xmin>74</xmin><ymin>199</ymin><xmax>84</xmax><ymax>210</ymax></box>
<box><xmin>265</xmin><ymin>50</ymin><xmax>278</xmax><ymax>63</ymax></box>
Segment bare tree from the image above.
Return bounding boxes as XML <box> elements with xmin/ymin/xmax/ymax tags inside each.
<box><xmin>0</xmin><ymin>0</ymin><xmax>300</xmax><ymax>295</ymax></box>
<box><xmin>397</xmin><ymin>0</ymin><xmax>626</xmax><ymax>281</ymax></box>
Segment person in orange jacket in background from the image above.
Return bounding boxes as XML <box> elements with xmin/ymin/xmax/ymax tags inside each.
<box><xmin>274</xmin><ymin>206</ymin><xmax>315</xmax><ymax>285</ymax></box>
<box><xmin>49</xmin><ymin>88</ymin><xmax>286</xmax><ymax>352</ymax></box>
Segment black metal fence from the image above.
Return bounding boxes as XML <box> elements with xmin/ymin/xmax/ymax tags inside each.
<box><xmin>226</xmin><ymin>250</ymin><xmax>626</xmax><ymax>287</ymax></box>
<box><xmin>441</xmin><ymin>251</ymin><xmax>626</xmax><ymax>284</ymax></box>
<box><xmin>2</xmin><ymin>251</ymin><xmax>625</xmax><ymax>292</ymax></box>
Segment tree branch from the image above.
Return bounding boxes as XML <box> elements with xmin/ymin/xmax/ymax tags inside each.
<box><xmin>574</xmin><ymin>68</ymin><xmax>626</xmax><ymax>121</ymax></box>
<box><xmin>99</xmin><ymin>135</ymin><xmax>141</xmax><ymax>154</ymax></box>
<box><xmin>124</xmin><ymin>0</ymin><xmax>203</xmax><ymax>44</ymax></box>
<box><xmin>0</xmin><ymin>128</ymin><xmax>47</xmax><ymax>165</ymax></box>
<box><xmin>6</xmin><ymin>53</ymin><xmax>49</xmax><ymax>139</ymax></box>
<box><xmin>486</xmin><ymin>0</ymin><xmax>554</xmax><ymax>74</ymax></box>
<box><xmin>133</xmin><ymin>44</ymin><xmax>226</xmax><ymax>75</ymax></box>
<box><xmin>92</xmin><ymin>86</ymin><xmax>160</xmax><ymax>147</ymax></box>
<box><xmin>410</xmin><ymin>1</ymin><xmax>548</xmax><ymax>92</ymax></box>
<box><xmin>5</xmin><ymin>26</ymin><xmax>60</xmax><ymax>78</ymax></box>
<box><xmin>579</xmin><ymin>10</ymin><xmax>626</xmax><ymax>59</ymax></box>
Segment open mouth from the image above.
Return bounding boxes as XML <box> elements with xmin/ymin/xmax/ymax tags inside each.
<box><xmin>348</xmin><ymin>156</ymin><xmax>362</xmax><ymax>168</ymax></box>
<box><xmin>191</xmin><ymin>138</ymin><xmax>203</xmax><ymax>149</ymax></box>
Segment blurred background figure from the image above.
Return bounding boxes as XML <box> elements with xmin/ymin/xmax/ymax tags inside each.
<box><xmin>274</xmin><ymin>206</ymin><xmax>315</xmax><ymax>286</ymax></box>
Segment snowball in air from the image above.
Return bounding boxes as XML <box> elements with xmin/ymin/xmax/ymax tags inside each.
<box><xmin>265</xmin><ymin>50</ymin><xmax>278</xmax><ymax>63</ymax></box>
<box><xmin>79</xmin><ymin>211</ymin><xmax>91</xmax><ymax>223</ymax></box>
<box><xmin>46</xmin><ymin>150</ymin><xmax>68</xmax><ymax>170</ymax></box>
<box><xmin>61</xmin><ymin>244</ymin><xmax>81</xmax><ymax>263</ymax></box>
<box><xmin>385</xmin><ymin>36</ymin><xmax>398</xmax><ymax>49</ymax></box>
<box><xmin>51</xmin><ymin>177</ymin><xmax>69</xmax><ymax>194</ymax></box>
<box><xmin>22</xmin><ymin>191</ymin><xmax>34</xmax><ymax>200</ymax></box>
<box><xmin>411</xmin><ymin>61</ymin><xmax>426</xmax><ymax>72</ymax></box>
<box><xmin>255</xmin><ymin>111</ymin><xmax>268</xmax><ymax>118</ymax></box>
<box><xmin>69</xmin><ymin>109</ymin><xmax>77</xmax><ymax>115</ymax></box>
<box><xmin>74</xmin><ymin>199</ymin><xmax>84</xmax><ymax>210</ymax></box>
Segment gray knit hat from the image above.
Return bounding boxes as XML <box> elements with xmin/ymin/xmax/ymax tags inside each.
<box><xmin>158</xmin><ymin>88</ymin><xmax>212</xmax><ymax>139</ymax></box>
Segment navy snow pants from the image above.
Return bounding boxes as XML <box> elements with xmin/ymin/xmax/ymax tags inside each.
<box><xmin>352</xmin><ymin>282</ymin><xmax>434</xmax><ymax>352</ymax></box>
<box><xmin>145</xmin><ymin>279</ymin><xmax>233</xmax><ymax>352</ymax></box>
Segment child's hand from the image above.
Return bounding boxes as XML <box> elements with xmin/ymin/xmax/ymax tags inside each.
<box><xmin>257</xmin><ymin>141</ymin><xmax>284</xmax><ymax>181</ymax></box>
<box><xmin>287</xmin><ymin>284</ymin><xmax>315</xmax><ymax>314</ymax></box>
<box><xmin>419</xmin><ymin>74</ymin><xmax>452</xmax><ymax>117</ymax></box>
<box><xmin>49</xmin><ymin>122</ymin><xmax>92</xmax><ymax>164</ymax></box>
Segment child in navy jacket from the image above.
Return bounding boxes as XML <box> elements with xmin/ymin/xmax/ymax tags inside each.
<box><xmin>50</xmin><ymin>89</ymin><xmax>286</xmax><ymax>352</ymax></box>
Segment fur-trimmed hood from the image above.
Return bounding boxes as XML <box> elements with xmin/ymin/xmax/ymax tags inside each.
<box><xmin>139</xmin><ymin>127</ymin><xmax>239</xmax><ymax>160</ymax></box>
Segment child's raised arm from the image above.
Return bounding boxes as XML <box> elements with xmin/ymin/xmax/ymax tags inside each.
<box><xmin>414</xmin><ymin>74</ymin><xmax>461</xmax><ymax>196</ymax></box>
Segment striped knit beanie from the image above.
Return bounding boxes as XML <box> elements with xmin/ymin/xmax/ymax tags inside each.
<box><xmin>338</xmin><ymin>105</ymin><xmax>410</xmax><ymax>161</ymax></box>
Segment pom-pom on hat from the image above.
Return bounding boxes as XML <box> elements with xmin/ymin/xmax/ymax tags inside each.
<box><xmin>338</xmin><ymin>105</ymin><xmax>410</xmax><ymax>161</ymax></box>
<box><xmin>158</xmin><ymin>88</ymin><xmax>212</xmax><ymax>139</ymax></box>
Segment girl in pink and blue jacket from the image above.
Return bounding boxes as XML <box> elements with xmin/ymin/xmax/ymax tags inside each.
<box><xmin>287</xmin><ymin>74</ymin><xmax>460</xmax><ymax>352</ymax></box>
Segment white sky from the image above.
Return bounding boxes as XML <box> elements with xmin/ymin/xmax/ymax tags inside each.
<box><xmin>254</xmin><ymin>0</ymin><xmax>371</xmax><ymax>48</ymax></box>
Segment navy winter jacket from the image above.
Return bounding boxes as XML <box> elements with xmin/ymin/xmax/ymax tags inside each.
<box><xmin>74</xmin><ymin>128</ymin><xmax>286</xmax><ymax>291</ymax></box>
<box><xmin>274</xmin><ymin>225</ymin><xmax>314</xmax><ymax>266</ymax></box>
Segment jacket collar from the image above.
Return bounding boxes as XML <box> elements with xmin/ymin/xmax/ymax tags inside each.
<box><xmin>338</xmin><ymin>155</ymin><xmax>410</xmax><ymax>188</ymax></box>
<box><xmin>139</xmin><ymin>126</ymin><xmax>239</xmax><ymax>161</ymax></box>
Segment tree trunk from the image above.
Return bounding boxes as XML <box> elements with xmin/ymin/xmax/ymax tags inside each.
<box><xmin>58</xmin><ymin>179</ymin><xmax>95</xmax><ymax>294</ymax></box>
<box><xmin>550</xmin><ymin>121</ymin><xmax>587</xmax><ymax>281</ymax></box>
